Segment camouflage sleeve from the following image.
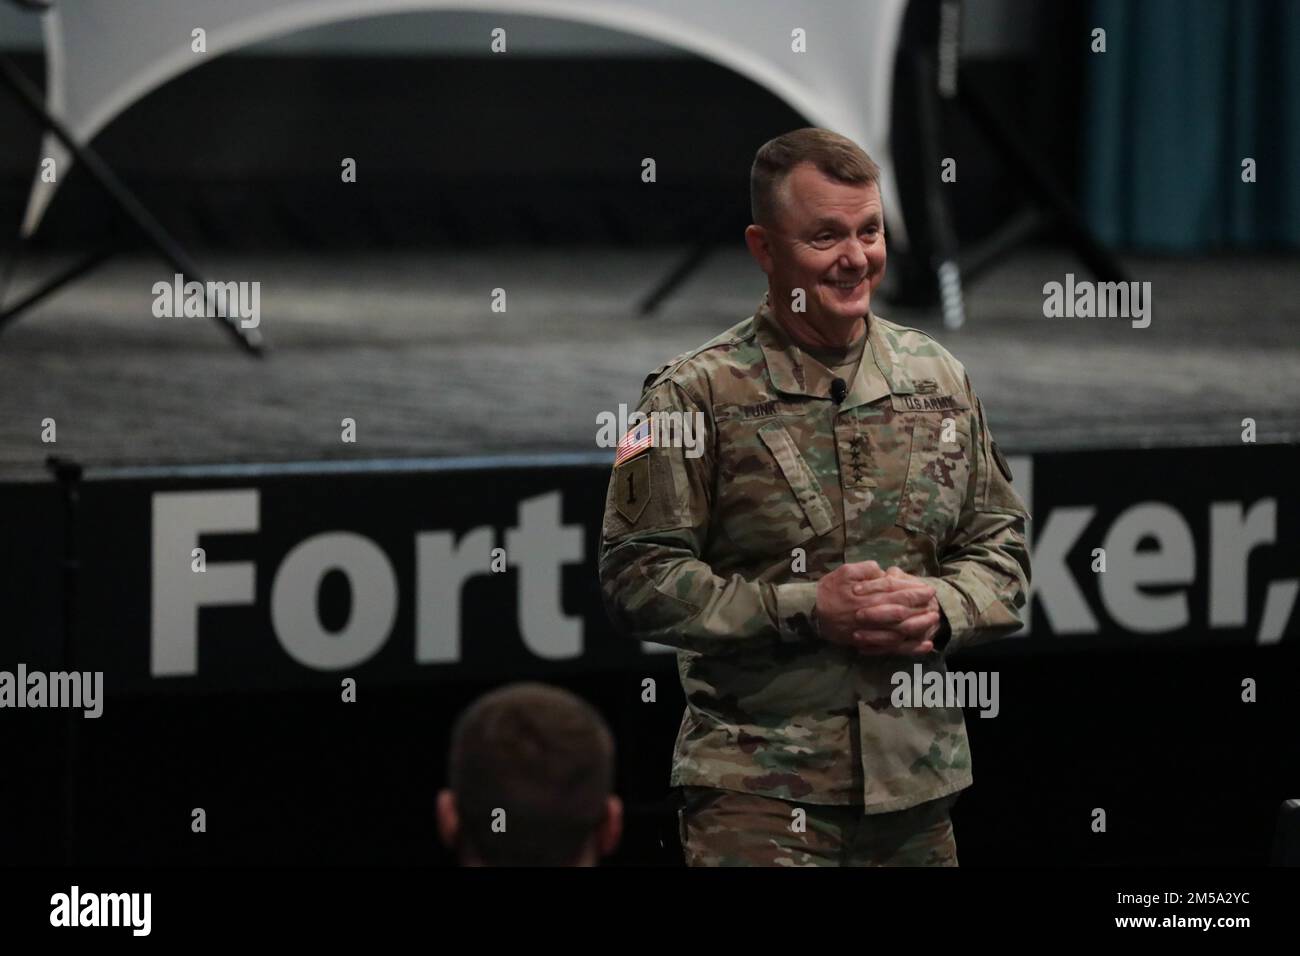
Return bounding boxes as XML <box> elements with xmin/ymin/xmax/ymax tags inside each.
<box><xmin>929</xmin><ymin>377</ymin><xmax>1032</xmax><ymax>656</ymax></box>
<box><xmin>597</xmin><ymin>378</ymin><xmax>816</xmax><ymax>654</ymax></box>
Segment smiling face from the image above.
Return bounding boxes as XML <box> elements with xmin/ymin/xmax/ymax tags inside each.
<box><xmin>744</xmin><ymin>161</ymin><xmax>887</xmax><ymax>347</ymax></box>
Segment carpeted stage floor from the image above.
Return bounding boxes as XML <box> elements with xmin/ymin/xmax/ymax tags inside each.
<box><xmin>1</xmin><ymin>246</ymin><xmax>1296</xmax><ymax>480</ymax></box>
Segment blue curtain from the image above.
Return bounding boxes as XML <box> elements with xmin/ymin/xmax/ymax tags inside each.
<box><xmin>1084</xmin><ymin>0</ymin><xmax>1300</xmax><ymax>251</ymax></box>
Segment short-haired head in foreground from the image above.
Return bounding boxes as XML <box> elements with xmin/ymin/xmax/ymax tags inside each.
<box><xmin>437</xmin><ymin>682</ymin><xmax>622</xmax><ymax>866</ymax></box>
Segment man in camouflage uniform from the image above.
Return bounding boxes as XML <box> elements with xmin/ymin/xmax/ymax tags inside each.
<box><xmin>598</xmin><ymin>128</ymin><xmax>1031</xmax><ymax>866</ymax></box>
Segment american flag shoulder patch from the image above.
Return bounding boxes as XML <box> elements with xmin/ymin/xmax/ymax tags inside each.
<box><xmin>614</xmin><ymin>419</ymin><xmax>654</xmax><ymax>466</ymax></box>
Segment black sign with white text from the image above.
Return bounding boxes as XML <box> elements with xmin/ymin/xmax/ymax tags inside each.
<box><xmin>3</xmin><ymin>444</ymin><xmax>1297</xmax><ymax>696</ymax></box>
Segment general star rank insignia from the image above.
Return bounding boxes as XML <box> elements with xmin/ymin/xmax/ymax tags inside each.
<box><xmin>615</xmin><ymin>456</ymin><xmax>651</xmax><ymax>524</ymax></box>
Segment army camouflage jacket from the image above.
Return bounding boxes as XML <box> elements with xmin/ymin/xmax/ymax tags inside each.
<box><xmin>598</xmin><ymin>292</ymin><xmax>1031</xmax><ymax>810</ymax></box>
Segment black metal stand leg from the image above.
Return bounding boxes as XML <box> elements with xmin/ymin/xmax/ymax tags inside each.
<box><xmin>960</xmin><ymin>78</ymin><xmax>1130</xmax><ymax>285</ymax></box>
<box><xmin>910</xmin><ymin>50</ymin><xmax>966</xmax><ymax>329</ymax></box>
<box><xmin>638</xmin><ymin>239</ymin><xmax>716</xmax><ymax>317</ymax></box>
<box><xmin>0</xmin><ymin>55</ymin><xmax>264</xmax><ymax>355</ymax></box>
<box><xmin>0</xmin><ymin>248</ymin><xmax>115</xmax><ymax>331</ymax></box>
<box><xmin>46</xmin><ymin>455</ymin><xmax>83</xmax><ymax>865</ymax></box>
<box><xmin>958</xmin><ymin>207</ymin><xmax>1046</xmax><ymax>286</ymax></box>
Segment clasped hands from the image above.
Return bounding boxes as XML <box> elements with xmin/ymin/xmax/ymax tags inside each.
<box><xmin>814</xmin><ymin>561</ymin><xmax>942</xmax><ymax>656</ymax></box>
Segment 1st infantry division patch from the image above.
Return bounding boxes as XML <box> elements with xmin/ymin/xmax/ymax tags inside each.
<box><xmin>614</xmin><ymin>456</ymin><xmax>650</xmax><ymax>524</ymax></box>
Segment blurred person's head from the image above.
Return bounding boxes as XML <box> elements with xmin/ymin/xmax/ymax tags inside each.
<box><xmin>745</xmin><ymin>127</ymin><xmax>887</xmax><ymax>347</ymax></box>
<box><xmin>436</xmin><ymin>682</ymin><xmax>622</xmax><ymax>866</ymax></box>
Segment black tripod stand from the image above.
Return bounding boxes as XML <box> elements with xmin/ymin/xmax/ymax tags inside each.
<box><xmin>891</xmin><ymin>0</ymin><xmax>1129</xmax><ymax>327</ymax></box>
<box><xmin>0</xmin><ymin>49</ymin><xmax>263</xmax><ymax>355</ymax></box>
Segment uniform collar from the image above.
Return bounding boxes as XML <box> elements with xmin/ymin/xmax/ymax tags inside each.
<box><xmin>754</xmin><ymin>290</ymin><xmax>913</xmax><ymax>411</ymax></box>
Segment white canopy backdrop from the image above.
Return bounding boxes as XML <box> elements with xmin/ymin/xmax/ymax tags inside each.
<box><xmin>22</xmin><ymin>0</ymin><xmax>911</xmax><ymax>244</ymax></box>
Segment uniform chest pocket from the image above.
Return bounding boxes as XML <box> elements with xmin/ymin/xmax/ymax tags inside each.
<box><xmin>755</xmin><ymin>423</ymin><xmax>837</xmax><ymax>538</ymax></box>
<box><xmin>714</xmin><ymin>419</ymin><xmax>840</xmax><ymax>557</ymax></box>
<box><xmin>896</xmin><ymin>414</ymin><xmax>971</xmax><ymax>543</ymax></box>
